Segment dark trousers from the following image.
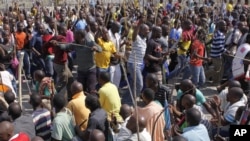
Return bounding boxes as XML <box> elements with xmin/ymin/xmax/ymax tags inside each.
<box><xmin>77</xmin><ymin>67</ymin><xmax>97</xmax><ymax>93</ymax></box>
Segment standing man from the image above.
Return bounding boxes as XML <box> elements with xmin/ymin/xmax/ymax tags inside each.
<box><xmin>127</xmin><ymin>17</ymin><xmax>149</xmax><ymax>97</ymax></box>
<box><xmin>74</xmin><ymin>10</ymin><xmax>87</xmax><ymax>30</ymax></box>
<box><xmin>206</xmin><ymin>20</ymin><xmax>227</xmax><ymax>85</ymax></box>
<box><xmin>58</xmin><ymin>29</ymin><xmax>102</xmax><ymax>93</ymax></box>
<box><xmin>50</xmin><ymin>24</ymin><xmax>74</xmax><ymax>98</ymax></box>
<box><xmin>98</xmin><ymin>72</ymin><xmax>123</xmax><ymax>123</ymax></box>
<box><xmin>15</xmin><ymin>22</ymin><xmax>31</xmax><ymax>79</ymax></box>
<box><xmin>189</xmin><ymin>29</ymin><xmax>207</xmax><ymax>88</ymax></box>
<box><xmin>232</xmin><ymin>34</ymin><xmax>250</xmax><ymax>93</ymax></box>
<box><xmin>30</xmin><ymin>23</ymin><xmax>46</xmax><ymax>71</ymax></box>
<box><xmin>95</xmin><ymin>27</ymin><xmax>122</xmax><ymax>77</ymax></box>
<box><xmin>108</xmin><ymin>22</ymin><xmax>124</xmax><ymax>87</ymax></box>
<box><xmin>145</xmin><ymin>26</ymin><xmax>168</xmax><ymax>84</ymax></box>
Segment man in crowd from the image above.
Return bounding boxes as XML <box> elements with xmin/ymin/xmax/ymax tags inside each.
<box><xmin>30</xmin><ymin>94</ymin><xmax>51</xmax><ymax>141</ymax></box>
<box><xmin>67</xmin><ymin>81</ymin><xmax>90</xmax><ymax>131</ymax></box>
<box><xmin>51</xmin><ymin>94</ymin><xmax>76</xmax><ymax>141</ymax></box>
<box><xmin>98</xmin><ymin>72</ymin><xmax>123</xmax><ymax>123</ymax></box>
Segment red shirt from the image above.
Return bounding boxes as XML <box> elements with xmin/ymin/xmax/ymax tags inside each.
<box><xmin>52</xmin><ymin>35</ymin><xmax>68</xmax><ymax>65</ymax></box>
<box><xmin>9</xmin><ymin>132</ymin><xmax>30</xmax><ymax>141</ymax></box>
<box><xmin>190</xmin><ymin>39</ymin><xmax>204</xmax><ymax>66</ymax></box>
<box><xmin>42</xmin><ymin>34</ymin><xmax>53</xmax><ymax>55</ymax></box>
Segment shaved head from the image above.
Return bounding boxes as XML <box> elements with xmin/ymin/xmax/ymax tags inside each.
<box><xmin>181</xmin><ymin>94</ymin><xmax>196</xmax><ymax>109</ymax></box>
<box><xmin>71</xmin><ymin>81</ymin><xmax>83</xmax><ymax>96</ymax></box>
<box><xmin>119</xmin><ymin>104</ymin><xmax>133</xmax><ymax>120</ymax></box>
<box><xmin>228</xmin><ymin>80</ymin><xmax>241</xmax><ymax>88</ymax></box>
<box><xmin>0</xmin><ymin>121</ymin><xmax>14</xmax><ymax>141</ymax></box>
<box><xmin>89</xmin><ymin>129</ymin><xmax>105</xmax><ymax>141</ymax></box>
<box><xmin>8</xmin><ymin>103</ymin><xmax>22</xmax><ymax>120</ymax></box>
<box><xmin>126</xmin><ymin>111</ymin><xmax>147</xmax><ymax>133</ymax></box>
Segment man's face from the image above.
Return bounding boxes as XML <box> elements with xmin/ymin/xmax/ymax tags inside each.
<box><xmin>17</xmin><ymin>23</ymin><xmax>24</xmax><ymax>32</ymax></box>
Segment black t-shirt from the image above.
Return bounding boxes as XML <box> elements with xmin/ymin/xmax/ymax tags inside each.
<box><xmin>145</xmin><ymin>38</ymin><xmax>168</xmax><ymax>73</ymax></box>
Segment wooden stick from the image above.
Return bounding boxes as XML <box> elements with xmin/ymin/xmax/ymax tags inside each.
<box><xmin>57</xmin><ymin>42</ymin><xmax>93</xmax><ymax>49</ymax></box>
<box><xmin>120</xmin><ymin>59</ymin><xmax>136</xmax><ymax>106</ymax></box>
<box><xmin>18</xmin><ymin>52</ymin><xmax>24</xmax><ymax>109</ymax></box>
<box><xmin>224</xmin><ymin>53</ymin><xmax>250</xmax><ymax>63</ymax></box>
<box><xmin>50</xmin><ymin>79</ymin><xmax>55</xmax><ymax>120</ymax></box>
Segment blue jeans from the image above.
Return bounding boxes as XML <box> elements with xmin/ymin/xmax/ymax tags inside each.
<box><xmin>45</xmin><ymin>56</ymin><xmax>54</xmax><ymax>77</ymax></box>
<box><xmin>17</xmin><ymin>50</ymin><xmax>31</xmax><ymax>75</ymax></box>
<box><xmin>167</xmin><ymin>54</ymin><xmax>191</xmax><ymax>80</ymax></box>
<box><xmin>223</xmin><ymin>55</ymin><xmax>233</xmax><ymax>80</ymax></box>
<box><xmin>190</xmin><ymin>65</ymin><xmax>205</xmax><ymax>87</ymax></box>
<box><xmin>127</xmin><ymin>62</ymin><xmax>144</xmax><ymax>97</ymax></box>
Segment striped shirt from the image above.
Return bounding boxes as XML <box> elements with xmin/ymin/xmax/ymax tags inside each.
<box><xmin>128</xmin><ymin>35</ymin><xmax>147</xmax><ymax>64</ymax></box>
<box><xmin>32</xmin><ymin>108</ymin><xmax>51</xmax><ymax>141</ymax></box>
<box><xmin>210</xmin><ymin>30</ymin><xmax>226</xmax><ymax>58</ymax></box>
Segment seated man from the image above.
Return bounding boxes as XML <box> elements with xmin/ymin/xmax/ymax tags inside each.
<box><xmin>4</xmin><ymin>90</ymin><xmax>15</xmax><ymax>105</ymax></box>
<box><xmin>211</xmin><ymin>87</ymin><xmax>246</xmax><ymax>137</ymax></box>
<box><xmin>8</xmin><ymin>103</ymin><xmax>36</xmax><ymax>138</ymax></box>
<box><xmin>171</xmin><ymin>94</ymin><xmax>212</xmax><ymax>136</ymax></box>
<box><xmin>51</xmin><ymin>94</ymin><xmax>76</xmax><ymax>141</ymax></box>
<box><xmin>75</xmin><ymin>94</ymin><xmax>107</xmax><ymax>141</ymax></box>
<box><xmin>216</xmin><ymin>80</ymin><xmax>248</xmax><ymax>110</ymax></box>
<box><xmin>125</xmin><ymin>111</ymin><xmax>151</xmax><ymax>141</ymax></box>
<box><xmin>0</xmin><ymin>121</ymin><xmax>30</xmax><ymax>141</ymax></box>
<box><xmin>140</xmin><ymin>88</ymin><xmax>165</xmax><ymax>141</ymax></box>
<box><xmin>30</xmin><ymin>94</ymin><xmax>51</xmax><ymax>141</ymax></box>
<box><xmin>176</xmin><ymin>79</ymin><xmax>216</xmax><ymax>117</ymax></box>
<box><xmin>67</xmin><ymin>81</ymin><xmax>90</xmax><ymax>131</ymax></box>
<box><xmin>89</xmin><ymin>129</ymin><xmax>106</xmax><ymax>141</ymax></box>
<box><xmin>33</xmin><ymin>70</ymin><xmax>55</xmax><ymax>110</ymax></box>
<box><xmin>213</xmin><ymin>106</ymin><xmax>248</xmax><ymax>141</ymax></box>
<box><xmin>181</xmin><ymin>108</ymin><xmax>210</xmax><ymax>141</ymax></box>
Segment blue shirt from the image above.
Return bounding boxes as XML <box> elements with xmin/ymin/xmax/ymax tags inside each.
<box><xmin>30</xmin><ymin>32</ymin><xmax>43</xmax><ymax>53</ymax></box>
<box><xmin>169</xmin><ymin>28</ymin><xmax>181</xmax><ymax>41</ymax></box>
<box><xmin>182</xmin><ymin>124</ymin><xmax>210</xmax><ymax>141</ymax></box>
<box><xmin>210</xmin><ymin>30</ymin><xmax>225</xmax><ymax>58</ymax></box>
<box><xmin>75</xmin><ymin>19</ymin><xmax>87</xmax><ymax>30</ymax></box>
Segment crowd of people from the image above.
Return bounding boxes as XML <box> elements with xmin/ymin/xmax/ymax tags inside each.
<box><xmin>0</xmin><ymin>0</ymin><xmax>250</xmax><ymax>141</ymax></box>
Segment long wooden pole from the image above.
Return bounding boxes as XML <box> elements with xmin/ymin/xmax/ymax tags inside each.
<box><xmin>18</xmin><ymin>52</ymin><xmax>24</xmax><ymax>109</ymax></box>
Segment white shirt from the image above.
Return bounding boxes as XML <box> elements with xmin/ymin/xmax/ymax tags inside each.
<box><xmin>127</xmin><ymin>128</ymin><xmax>152</xmax><ymax>141</ymax></box>
<box><xmin>219</xmin><ymin>89</ymin><xmax>248</xmax><ymax>110</ymax></box>
<box><xmin>108</xmin><ymin>30</ymin><xmax>121</xmax><ymax>52</ymax></box>
<box><xmin>128</xmin><ymin>35</ymin><xmax>147</xmax><ymax>64</ymax></box>
<box><xmin>224</xmin><ymin>100</ymin><xmax>245</xmax><ymax>123</ymax></box>
<box><xmin>0</xmin><ymin>71</ymin><xmax>16</xmax><ymax>97</ymax></box>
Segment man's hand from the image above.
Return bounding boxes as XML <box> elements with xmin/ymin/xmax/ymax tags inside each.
<box><xmin>169</xmin><ymin>104</ymin><xmax>177</xmax><ymax>114</ymax></box>
<box><xmin>172</xmin><ymin>124</ymin><xmax>182</xmax><ymax>136</ymax></box>
<box><xmin>210</xmin><ymin>99</ymin><xmax>219</xmax><ymax>110</ymax></box>
<box><xmin>214</xmin><ymin>134</ymin><xmax>227</xmax><ymax>141</ymax></box>
<box><xmin>205</xmin><ymin>57</ymin><xmax>212</xmax><ymax>62</ymax></box>
<box><xmin>91</xmin><ymin>46</ymin><xmax>98</xmax><ymax>51</ymax></box>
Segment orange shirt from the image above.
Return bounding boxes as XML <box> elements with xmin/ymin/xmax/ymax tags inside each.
<box><xmin>15</xmin><ymin>32</ymin><xmax>27</xmax><ymax>50</ymax></box>
<box><xmin>140</xmin><ymin>101</ymin><xmax>165</xmax><ymax>141</ymax></box>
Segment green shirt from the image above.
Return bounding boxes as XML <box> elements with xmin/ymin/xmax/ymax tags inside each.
<box><xmin>51</xmin><ymin>108</ymin><xmax>76</xmax><ymax>141</ymax></box>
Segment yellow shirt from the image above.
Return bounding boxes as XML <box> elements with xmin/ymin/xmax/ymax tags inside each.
<box><xmin>98</xmin><ymin>82</ymin><xmax>123</xmax><ymax>122</ymax></box>
<box><xmin>67</xmin><ymin>91</ymin><xmax>90</xmax><ymax>131</ymax></box>
<box><xmin>177</xmin><ymin>39</ymin><xmax>191</xmax><ymax>55</ymax></box>
<box><xmin>95</xmin><ymin>38</ymin><xmax>116</xmax><ymax>68</ymax></box>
